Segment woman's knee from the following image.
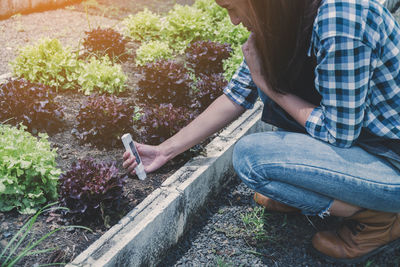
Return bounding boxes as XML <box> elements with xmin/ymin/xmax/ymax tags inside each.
<box><xmin>232</xmin><ymin>133</ymin><xmax>277</xmax><ymax>186</ymax></box>
<box><xmin>233</xmin><ymin>133</ymin><xmax>262</xmax><ymax>172</ymax></box>
<box><xmin>232</xmin><ymin>131</ymin><xmax>316</xmax><ymax>187</ymax></box>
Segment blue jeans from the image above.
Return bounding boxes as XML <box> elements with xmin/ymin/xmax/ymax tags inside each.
<box><xmin>232</xmin><ymin>131</ymin><xmax>400</xmax><ymax>216</ymax></box>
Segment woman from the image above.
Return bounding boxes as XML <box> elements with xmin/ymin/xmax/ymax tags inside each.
<box><xmin>123</xmin><ymin>0</ymin><xmax>400</xmax><ymax>263</ymax></box>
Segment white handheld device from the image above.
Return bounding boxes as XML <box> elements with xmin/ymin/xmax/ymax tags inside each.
<box><xmin>121</xmin><ymin>133</ymin><xmax>147</xmax><ymax>180</ymax></box>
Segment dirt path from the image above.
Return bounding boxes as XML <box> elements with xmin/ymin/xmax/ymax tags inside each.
<box><xmin>0</xmin><ymin>9</ymin><xmax>119</xmax><ymax>75</ymax></box>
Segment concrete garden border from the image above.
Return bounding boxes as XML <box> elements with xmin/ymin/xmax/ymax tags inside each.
<box><xmin>66</xmin><ymin>101</ymin><xmax>272</xmax><ymax>267</ymax></box>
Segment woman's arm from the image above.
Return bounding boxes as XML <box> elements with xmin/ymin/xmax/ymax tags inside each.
<box><xmin>258</xmin><ymin>85</ymin><xmax>316</xmax><ymax>128</ymax></box>
<box><xmin>123</xmin><ymin>94</ymin><xmax>245</xmax><ymax>174</ymax></box>
<box><xmin>160</xmin><ymin>94</ymin><xmax>246</xmax><ymax>160</ymax></box>
<box><xmin>242</xmin><ymin>33</ymin><xmax>316</xmax><ymax>127</ymax></box>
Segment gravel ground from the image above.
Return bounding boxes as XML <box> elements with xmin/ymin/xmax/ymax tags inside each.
<box><xmin>160</xmin><ymin>177</ymin><xmax>400</xmax><ymax>267</ymax></box>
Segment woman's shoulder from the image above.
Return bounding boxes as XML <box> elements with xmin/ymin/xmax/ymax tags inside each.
<box><xmin>314</xmin><ymin>0</ymin><xmax>395</xmax><ymax>45</ymax></box>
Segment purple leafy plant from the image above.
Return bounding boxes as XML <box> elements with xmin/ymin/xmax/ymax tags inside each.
<box><xmin>83</xmin><ymin>27</ymin><xmax>128</xmax><ymax>60</ymax></box>
<box><xmin>191</xmin><ymin>73</ymin><xmax>227</xmax><ymax>113</ymax></box>
<box><xmin>136</xmin><ymin>103</ymin><xmax>198</xmax><ymax>145</ymax></box>
<box><xmin>0</xmin><ymin>78</ymin><xmax>64</xmax><ymax>134</ymax></box>
<box><xmin>58</xmin><ymin>159</ymin><xmax>127</xmax><ymax>224</ymax></box>
<box><xmin>185</xmin><ymin>40</ymin><xmax>232</xmax><ymax>76</ymax></box>
<box><xmin>136</xmin><ymin>59</ymin><xmax>192</xmax><ymax>106</ymax></box>
<box><xmin>73</xmin><ymin>94</ymin><xmax>134</xmax><ymax>148</ymax></box>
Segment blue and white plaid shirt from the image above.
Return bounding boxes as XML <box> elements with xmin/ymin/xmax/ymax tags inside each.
<box><xmin>224</xmin><ymin>0</ymin><xmax>400</xmax><ymax>148</ymax></box>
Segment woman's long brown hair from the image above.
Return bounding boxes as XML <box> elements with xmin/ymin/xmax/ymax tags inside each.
<box><xmin>246</xmin><ymin>0</ymin><xmax>322</xmax><ymax>94</ymax></box>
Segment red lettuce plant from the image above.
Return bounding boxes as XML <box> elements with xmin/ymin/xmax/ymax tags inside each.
<box><xmin>73</xmin><ymin>94</ymin><xmax>134</xmax><ymax>148</ymax></box>
<box><xmin>191</xmin><ymin>73</ymin><xmax>227</xmax><ymax>113</ymax></box>
<box><xmin>83</xmin><ymin>27</ymin><xmax>128</xmax><ymax>60</ymax></box>
<box><xmin>136</xmin><ymin>59</ymin><xmax>192</xmax><ymax>106</ymax></box>
<box><xmin>58</xmin><ymin>159</ymin><xmax>127</xmax><ymax>224</ymax></box>
<box><xmin>185</xmin><ymin>40</ymin><xmax>232</xmax><ymax>76</ymax></box>
<box><xmin>0</xmin><ymin>78</ymin><xmax>64</xmax><ymax>134</ymax></box>
<box><xmin>136</xmin><ymin>103</ymin><xmax>198</xmax><ymax>145</ymax></box>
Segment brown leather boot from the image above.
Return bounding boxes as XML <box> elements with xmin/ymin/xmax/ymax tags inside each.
<box><xmin>312</xmin><ymin>209</ymin><xmax>400</xmax><ymax>264</ymax></box>
<box><xmin>253</xmin><ymin>192</ymin><xmax>300</xmax><ymax>213</ymax></box>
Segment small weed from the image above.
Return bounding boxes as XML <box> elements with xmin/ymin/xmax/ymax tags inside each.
<box><xmin>364</xmin><ymin>260</ymin><xmax>375</xmax><ymax>267</ymax></box>
<box><xmin>244</xmin><ymin>249</ymin><xmax>265</xmax><ymax>257</ymax></box>
<box><xmin>215</xmin><ymin>256</ymin><xmax>234</xmax><ymax>267</ymax></box>
<box><xmin>65</xmin><ymin>5</ymin><xmax>76</xmax><ymax>10</ymax></box>
<box><xmin>11</xmin><ymin>14</ymin><xmax>24</xmax><ymax>33</ymax></box>
<box><xmin>241</xmin><ymin>206</ymin><xmax>270</xmax><ymax>242</ymax></box>
<box><xmin>281</xmin><ymin>214</ymin><xmax>287</xmax><ymax>227</ymax></box>
<box><xmin>82</xmin><ymin>0</ymin><xmax>99</xmax><ymax>9</ymax></box>
<box><xmin>82</xmin><ymin>0</ymin><xmax>120</xmax><ymax>18</ymax></box>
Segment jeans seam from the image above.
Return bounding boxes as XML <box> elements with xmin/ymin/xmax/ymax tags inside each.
<box><xmin>251</xmin><ymin>162</ymin><xmax>400</xmax><ymax>188</ymax></box>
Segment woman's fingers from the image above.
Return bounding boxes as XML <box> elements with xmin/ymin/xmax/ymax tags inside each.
<box><xmin>122</xmin><ymin>155</ymin><xmax>132</xmax><ymax>168</ymax></box>
<box><xmin>127</xmin><ymin>162</ymin><xmax>138</xmax><ymax>174</ymax></box>
<box><xmin>123</xmin><ymin>151</ymin><xmax>131</xmax><ymax>160</ymax></box>
<box><xmin>122</xmin><ymin>154</ymin><xmax>137</xmax><ymax>171</ymax></box>
<box><xmin>126</xmin><ymin>158</ymin><xmax>138</xmax><ymax>173</ymax></box>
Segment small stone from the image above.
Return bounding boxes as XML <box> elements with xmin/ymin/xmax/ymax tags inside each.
<box><xmin>3</xmin><ymin>232</ymin><xmax>12</xmax><ymax>238</ymax></box>
<box><xmin>0</xmin><ymin>222</ymin><xmax>9</xmax><ymax>231</ymax></box>
<box><xmin>0</xmin><ymin>239</ymin><xmax>8</xmax><ymax>248</ymax></box>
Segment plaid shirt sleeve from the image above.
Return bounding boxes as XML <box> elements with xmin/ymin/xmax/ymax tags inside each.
<box><xmin>305</xmin><ymin>36</ymin><xmax>373</xmax><ymax>148</ymax></box>
<box><xmin>223</xmin><ymin>60</ymin><xmax>259</xmax><ymax>109</ymax></box>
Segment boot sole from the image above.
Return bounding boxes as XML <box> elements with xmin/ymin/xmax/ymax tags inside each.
<box><xmin>310</xmin><ymin>237</ymin><xmax>400</xmax><ymax>264</ymax></box>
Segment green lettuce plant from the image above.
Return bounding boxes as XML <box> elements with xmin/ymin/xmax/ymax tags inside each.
<box><xmin>135</xmin><ymin>40</ymin><xmax>173</xmax><ymax>66</ymax></box>
<box><xmin>213</xmin><ymin>16</ymin><xmax>250</xmax><ymax>48</ymax></box>
<box><xmin>122</xmin><ymin>8</ymin><xmax>162</xmax><ymax>42</ymax></box>
<box><xmin>10</xmin><ymin>38</ymin><xmax>81</xmax><ymax>91</ymax></box>
<box><xmin>77</xmin><ymin>56</ymin><xmax>127</xmax><ymax>95</ymax></box>
<box><xmin>0</xmin><ymin>124</ymin><xmax>60</xmax><ymax>214</ymax></box>
<box><xmin>223</xmin><ymin>45</ymin><xmax>244</xmax><ymax>81</ymax></box>
<box><xmin>194</xmin><ymin>0</ymin><xmax>228</xmax><ymax>23</ymax></box>
<box><xmin>162</xmin><ymin>4</ymin><xmax>214</xmax><ymax>53</ymax></box>
<box><xmin>193</xmin><ymin>0</ymin><xmax>249</xmax><ymax>48</ymax></box>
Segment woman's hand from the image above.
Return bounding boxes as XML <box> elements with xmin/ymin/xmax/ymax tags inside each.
<box><xmin>242</xmin><ymin>32</ymin><xmax>269</xmax><ymax>90</ymax></box>
<box><xmin>122</xmin><ymin>143</ymin><xmax>169</xmax><ymax>176</ymax></box>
